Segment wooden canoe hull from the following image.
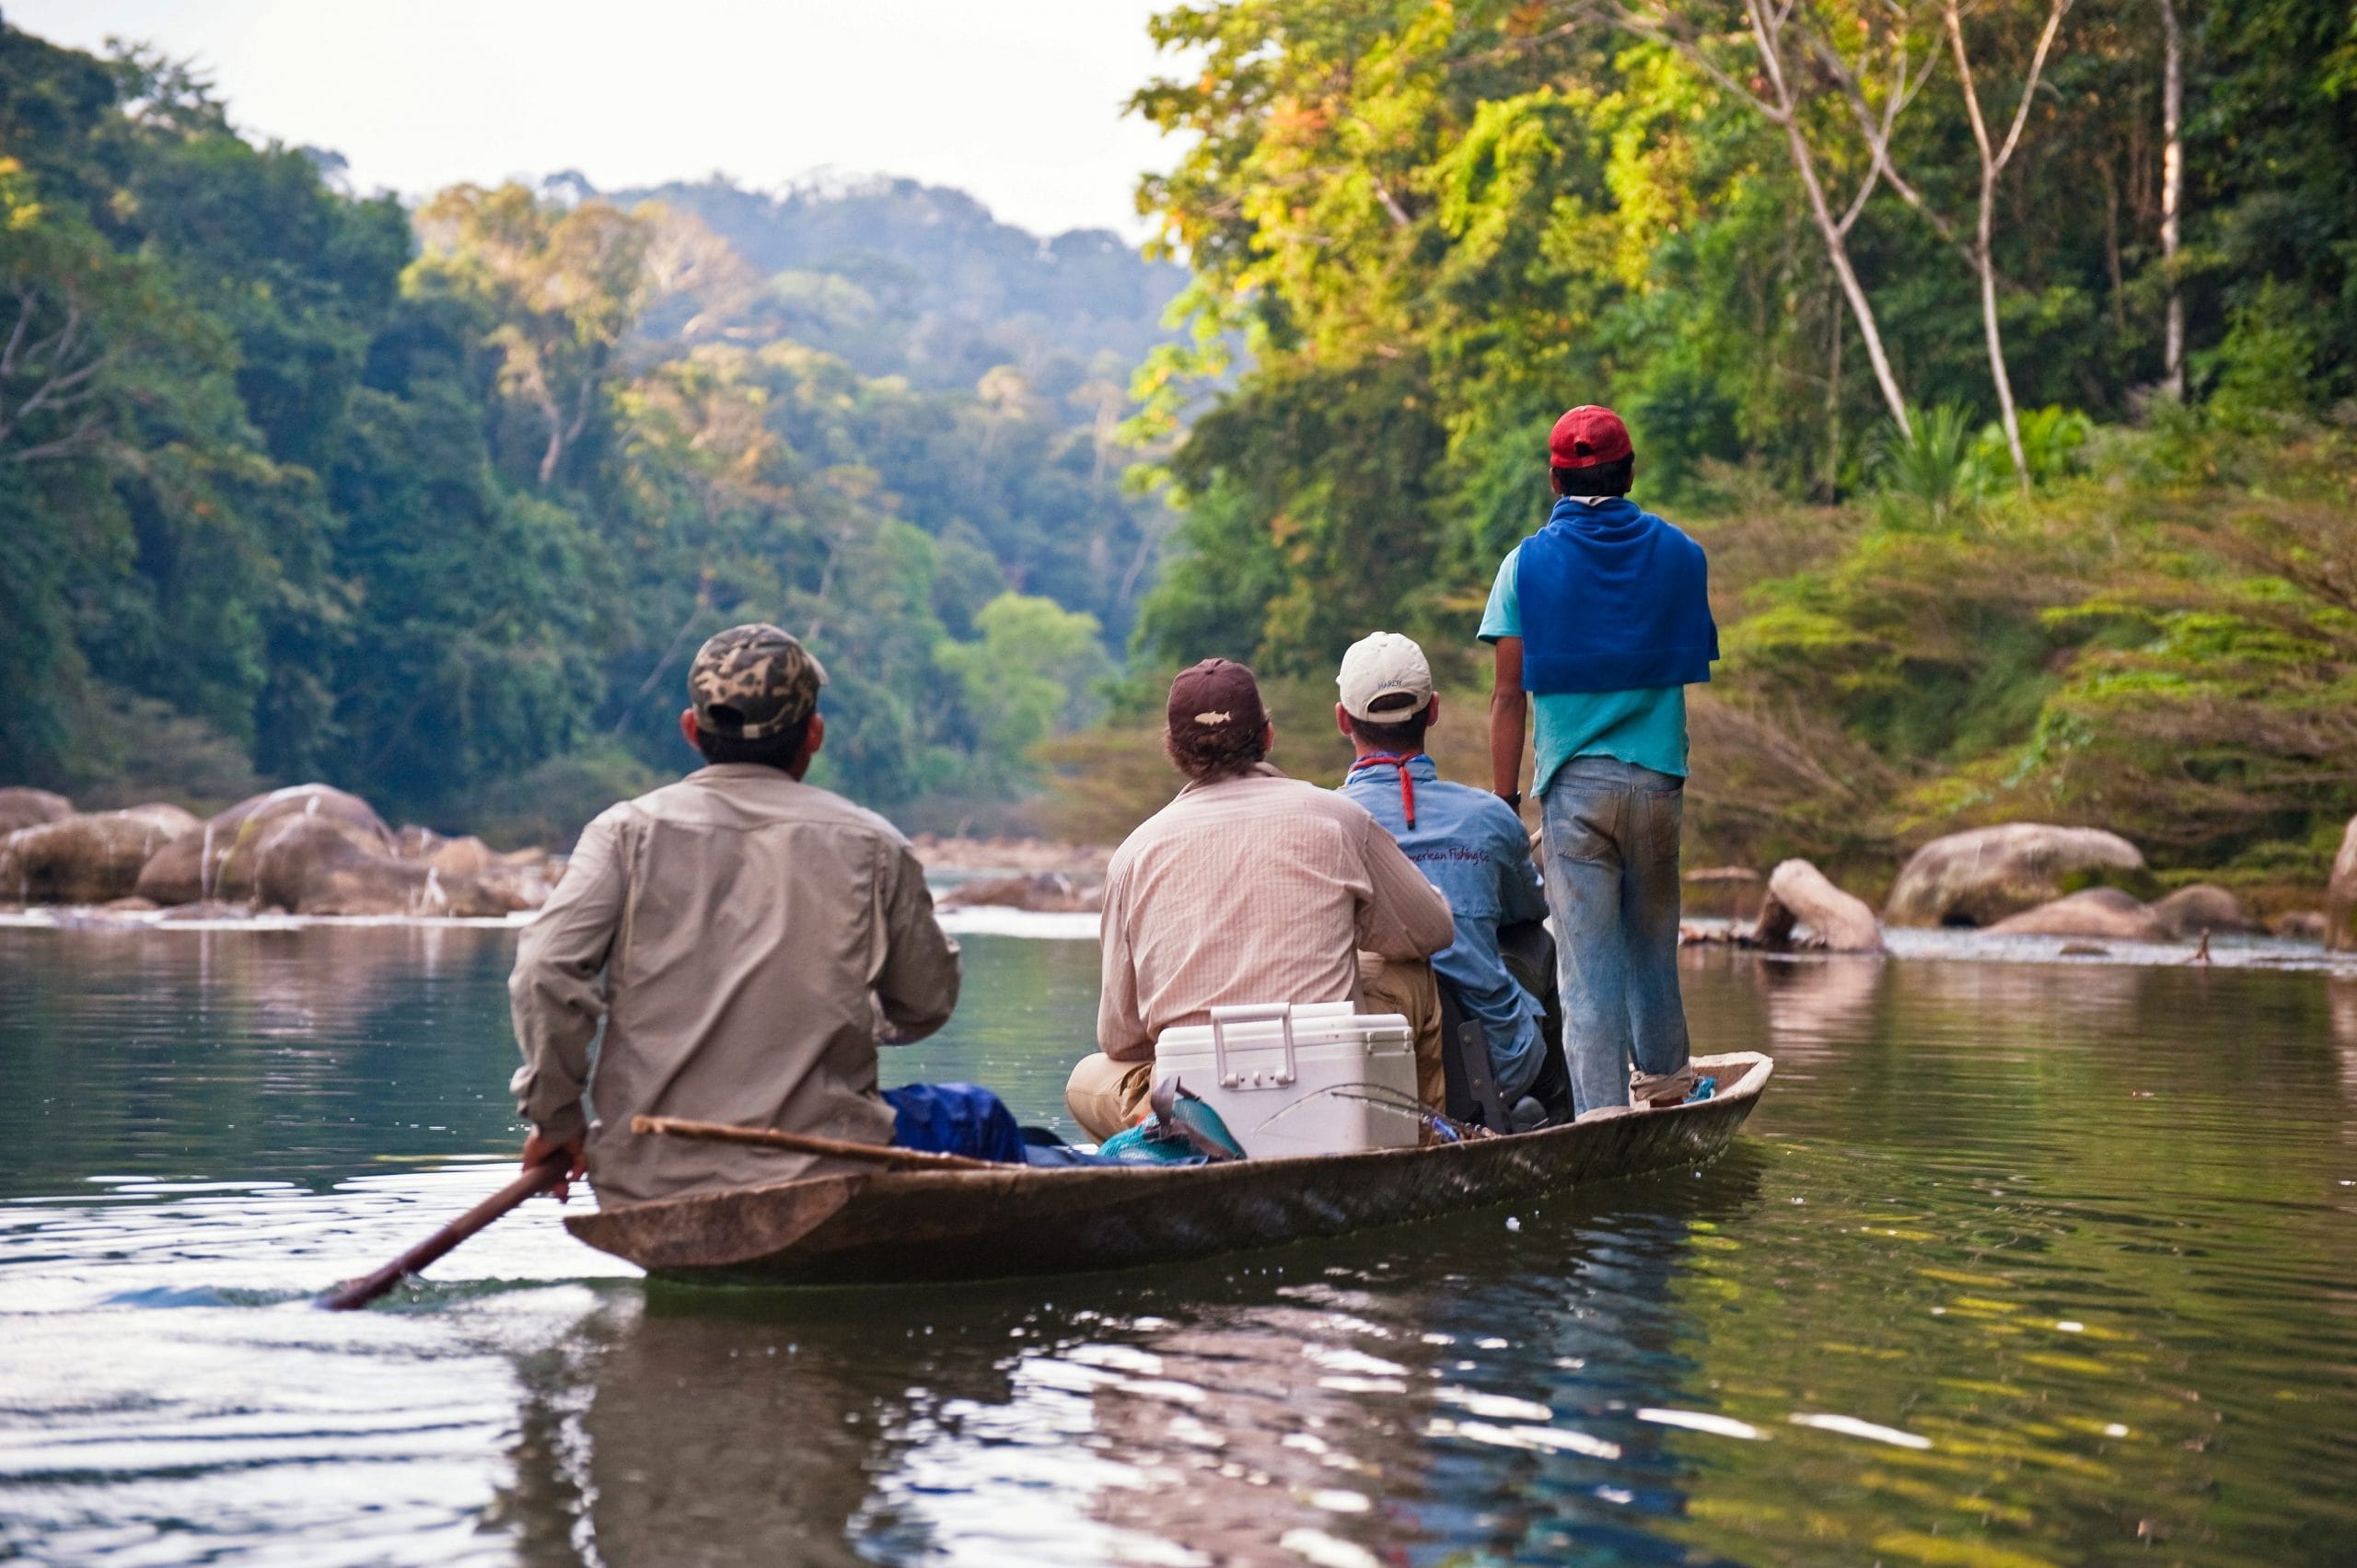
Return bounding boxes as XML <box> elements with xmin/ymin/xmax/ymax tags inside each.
<box><xmin>565</xmin><ymin>1051</ymin><xmax>1771</xmax><ymax>1287</ymax></box>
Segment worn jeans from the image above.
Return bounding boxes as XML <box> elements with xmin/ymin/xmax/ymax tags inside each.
<box><xmin>1539</xmin><ymin>757</ymin><xmax>1690</xmax><ymax>1115</ymax></box>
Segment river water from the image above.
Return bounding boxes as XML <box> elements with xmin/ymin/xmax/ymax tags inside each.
<box><xmin>1</xmin><ymin>922</ymin><xmax>2352</xmax><ymax>1566</ymax></box>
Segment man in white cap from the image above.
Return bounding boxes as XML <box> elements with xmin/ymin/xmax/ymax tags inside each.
<box><xmin>1333</xmin><ymin>633</ymin><xmax>1568</xmax><ymax>1122</ymax></box>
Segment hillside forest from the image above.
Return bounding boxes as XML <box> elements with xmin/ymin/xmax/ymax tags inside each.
<box><xmin>4</xmin><ymin>5</ymin><xmax>2355</xmax><ymax>898</ymax></box>
<box><xmin>0</xmin><ymin>20</ymin><xmax>1178</xmax><ymax>841</ymax></box>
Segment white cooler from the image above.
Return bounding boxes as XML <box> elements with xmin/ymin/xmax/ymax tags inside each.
<box><xmin>1153</xmin><ymin>1001</ymin><xmax>1420</xmax><ymax>1159</ymax></box>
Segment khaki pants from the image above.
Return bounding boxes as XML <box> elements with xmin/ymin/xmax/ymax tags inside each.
<box><xmin>1064</xmin><ymin>956</ymin><xmax>1446</xmax><ymax>1144</ymax></box>
<box><xmin>1358</xmin><ymin>952</ymin><xmax>1446</xmax><ymax>1114</ymax></box>
<box><xmin>1064</xmin><ymin>1054</ymin><xmax>1155</xmax><ymax>1142</ymax></box>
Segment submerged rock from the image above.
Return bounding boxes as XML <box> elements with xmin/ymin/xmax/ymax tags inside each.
<box><xmin>157</xmin><ymin>900</ymin><xmax>256</xmax><ymax>922</ymax></box>
<box><xmin>937</xmin><ymin>872</ymin><xmax>1104</xmax><ymax>914</ymax></box>
<box><xmin>2330</xmin><ymin>815</ymin><xmax>2357</xmax><ymax>954</ymax></box>
<box><xmin>1885</xmin><ymin>823</ymin><xmax>2146</xmax><ymax>928</ymax></box>
<box><xmin>2268</xmin><ymin>910</ymin><xmax>2327</xmax><ymax>943</ymax></box>
<box><xmin>2150</xmin><ymin>883</ymin><xmax>2258</xmax><ymax>939</ymax></box>
<box><xmin>0</xmin><ymin>787</ymin><xmax>73</xmax><ymax>836</ymax></box>
<box><xmin>1989</xmin><ymin>887</ymin><xmax>2166</xmax><ymax>942</ymax></box>
<box><xmin>1750</xmin><ymin>859</ymin><xmax>1884</xmax><ymax>953</ymax></box>
<box><xmin>392</xmin><ymin>827</ymin><xmax>560</xmax><ymax>910</ymax></box>
<box><xmin>135</xmin><ymin>784</ymin><xmax>392</xmax><ymax>906</ymax></box>
<box><xmin>0</xmin><ymin>806</ymin><xmax>200</xmax><ymax>904</ymax></box>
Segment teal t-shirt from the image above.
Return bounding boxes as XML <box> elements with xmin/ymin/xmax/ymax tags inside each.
<box><xmin>1479</xmin><ymin>540</ymin><xmax>1689</xmax><ymax>790</ymax></box>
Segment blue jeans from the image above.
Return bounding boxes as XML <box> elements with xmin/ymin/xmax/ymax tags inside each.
<box><xmin>1539</xmin><ymin>758</ymin><xmax>1690</xmax><ymax>1114</ymax></box>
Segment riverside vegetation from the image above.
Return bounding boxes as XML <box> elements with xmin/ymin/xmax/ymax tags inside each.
<box><xmin>1068</xmin><ymin>0</ymin><xmax>2357</xmax><ymax>922</ymax></box>
<box><xmin>4</xmin><ymin>7</ymin><xmax>2356</xmax><ymax>927</ymax></box>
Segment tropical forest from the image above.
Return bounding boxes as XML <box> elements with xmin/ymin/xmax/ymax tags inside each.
<box><xmin>4</xmin><ymin>1</ymin><xmax>2353</xmax><ymax>898</ymax></box>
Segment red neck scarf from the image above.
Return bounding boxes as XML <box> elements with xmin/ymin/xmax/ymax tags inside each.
<box><xmin>1349</xmin><ymin>751</ymin><xmax>1422</xmax><ymax>829</ymax></box>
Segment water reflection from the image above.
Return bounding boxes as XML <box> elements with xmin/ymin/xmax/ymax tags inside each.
<box><xmin>2</xmin><ymin>929</ymin><xmax>2354</xmax><ymax>1564</ymax></box>
<box><xmin>493</xmin><ymin>1166</ymin><xmax>1753</xmax><ymax>1567</ymax></box>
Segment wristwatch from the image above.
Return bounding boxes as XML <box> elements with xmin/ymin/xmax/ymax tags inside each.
<box><xmin>1500</xmin><ymin>790</ymin><xmax>1523</xmax><ymax>810</ymax></box>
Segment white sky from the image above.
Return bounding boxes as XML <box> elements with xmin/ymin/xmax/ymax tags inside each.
<box><xmin>6</xmin><ymin>0</ymin><xmax>1186</xmax><ymax>238</ymax></box>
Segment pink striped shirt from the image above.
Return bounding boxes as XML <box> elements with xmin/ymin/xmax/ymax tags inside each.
<box><xmin>1096</xmin><ymin>768</ymin><xmax>1456</xmax><ymax>1061</ymax></box>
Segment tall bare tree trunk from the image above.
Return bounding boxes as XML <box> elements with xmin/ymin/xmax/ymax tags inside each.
<box><xmin>1614</xmin><ymin>0</ymin><xmax>1917</xmax><ymax>436</ymax></box>
<box><xmin>1945</xmin><ymin>0</ymin><xmax>2073</xmax><ymax>489</ymax></box>
<box><xmin>1779</xmin><ymin>114</ymin><xmax>1914</xmax><ymax>436</ymax></box>
<box><xmin>1826</xmin><ymin>290</ymin><xmax>1846</xmax><ymax>498</ymax></box>
<box><xmin>2160</xmin><ymin>0</ymin><xmax>2185</xmax><ymax>401</ymax></box>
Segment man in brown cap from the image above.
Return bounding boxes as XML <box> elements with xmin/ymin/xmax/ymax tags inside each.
<box><xmin>1066</xmin><ymin>658</ymin><xmax>1457</xmax><ymax>1140</ymax></box>
<box><xmin>508</xmin><ymin>623</ymin><xmax>987</xmax><ymax>1205</ymax></box>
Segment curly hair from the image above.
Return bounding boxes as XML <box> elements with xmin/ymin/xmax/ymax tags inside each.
<box><xmin>1166</xmin><ymin>720</ymin><xmax>1268</xmax><ymax>782</ymax></box>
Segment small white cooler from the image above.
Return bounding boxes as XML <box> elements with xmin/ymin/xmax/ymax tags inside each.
<box><xmin>1153</xmin><ymin>1002</ymin><xmax>1420</xmax><ymax>1159</ymax></box>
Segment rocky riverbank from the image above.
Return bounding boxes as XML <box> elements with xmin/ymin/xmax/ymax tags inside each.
<box><xmin>0</xmin><ymin>784</ymin><xmax>562</xmax><ymax>919</ymax></box>
<box><xmin>1685</xmin><ymin>819</ymin><xmax>2354</xmax><ymax>958</ymax></box>
<box><xmin>7</xmin><ymin>783</ymin><xmax>2351</xmax><ymax>961</ymax></box>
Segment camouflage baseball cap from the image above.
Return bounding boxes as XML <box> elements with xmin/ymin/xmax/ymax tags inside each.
<box><xmin>688</xmin><ymin>624</ymin><xmax>828</xmax><ymax>740</ymax></box>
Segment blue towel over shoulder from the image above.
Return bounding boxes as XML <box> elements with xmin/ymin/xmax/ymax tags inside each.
<box><xmin>1515</xmin><ymin>496</ymin><xmax>1717</xmax><ymax>694</ymax></box>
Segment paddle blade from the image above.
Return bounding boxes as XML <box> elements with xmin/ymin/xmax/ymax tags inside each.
<box><xmin>319</xmin><ymin>1156</ymin><xmax>568</xmax><ymax>1311</ymax></box>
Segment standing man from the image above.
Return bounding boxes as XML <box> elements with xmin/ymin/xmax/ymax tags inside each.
<box><xmin>1068</xmin><ymin>657</ymin><xmax>1455</xmax><ymax>1140</ymax></box>
<box><xmin>1480</xmin><ymin>406</ymin><xmax>1717</xmax><ymax>1117</ymax></box>
<box><xmin>1331</xmin><ymin>632</ymin><xmax>1566</xmax><ymax>1121</ymax></box>
<box><xmin>509</xmin><ymin>624</ymin><xmax>1010</xmax><ymax>1208</ymax></box>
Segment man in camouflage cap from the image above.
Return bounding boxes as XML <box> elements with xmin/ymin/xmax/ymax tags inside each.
<box><xmin>686</xmin><ymin>623</ymin><xmax>829</xmax><ymax>745</ymax></box>
<box><xmin>510</xmin><ymin>623</ymin><xmax>1018</xmax><ymax>1204</ymax></box>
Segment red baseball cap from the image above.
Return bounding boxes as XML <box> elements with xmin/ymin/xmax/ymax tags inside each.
<box><xmin>1549</xmin><ymin>405</ymin><xmax>1633</xmax><ymax>469</ymax></box>
<box><xmin>1167</xmin><ymin>658</ymin><xmax>1267</xmax><ymax>743</ymax></box>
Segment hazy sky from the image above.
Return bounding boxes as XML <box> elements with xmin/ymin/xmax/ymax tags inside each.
<box><xmin>6</xmin><ymin>0</ymin><xmax>1186</xmax><ymax>238</ymax></box>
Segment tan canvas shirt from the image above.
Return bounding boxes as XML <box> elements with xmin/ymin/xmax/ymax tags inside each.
<box><xmin>1097</xmin><ymin>769</ymin><xmax>1455</xmax><ymax>1061</ymax></box>
<box><xmin>509</xmin><ymin>764</ymin><xmax>960</xmax><ymax>1204</ymax></box>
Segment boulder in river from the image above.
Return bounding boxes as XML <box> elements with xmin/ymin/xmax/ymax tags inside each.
<box><xmin>0</xmin><ymin>805</ymin><xmax>201</xmax><ymax>904</ymax></box>
<box><xmin>0</xmin><ymin>787</ymin><xmax>73</xmax><ymax>836</ymax></box>
<box><xmin>1749</xmin><ymin>859</ymin><xmax>1884</xmax><ymax>953</ymax></box>
<box><xmin>252</xmin><ymin>815</ymin><xmax>511</xmax><ymax>917</ymax></box>
<box><xmin>135</xmin><ymin>784</ymin><xmax>391</xmax><ymax>906</ymax></box>
<box><xmin>2329</xmin><ymin>814</ymin><xmax>2357</xmax><ymax>954</ymax></box>
<box><xmin>1885</xmin><ymin>823</ymin><xmax>2146</xmax><ymax>927</ymax></box>
<box><xmin>937</xmin><ymin>872</ymin><xmax>1104</xmax><ymax>914</ymax></box>
<box><xmin>2268</xmin><ymin>910</ymin><xmax>2327</xmax><ymax>943</ymax></box>
<box><xmin>2149</xmin><ymin>883</ymin><xmax>2258</xmax><ymax>939</ymax></box>
<box><xmin>1988</xmin><ymin>887</ymin><xmax>2167</xmax><ymax>942</ymax></box>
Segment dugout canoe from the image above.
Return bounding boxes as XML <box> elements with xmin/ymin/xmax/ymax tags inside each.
<box><xmin>564</xmin><ymin>1050</ymin><xmax>1772</xmax><ymax>1287</ymax></box>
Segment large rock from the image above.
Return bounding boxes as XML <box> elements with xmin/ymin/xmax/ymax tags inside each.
<box><xmin>2329</xmin><ymin>814</ymin><xmax>2357</xmax><ymax>954</ymax></box>
<box><xmin>2150</xmin><ymin>883</ymin><xmax>2258</xmax><ymax>939</ymax></box>
<box><xmin>0</xmin><ymin>787</ymin><xmax>73</xmax><ymax>836</ymax></box>
<box><xmin>395</xmin><ymin>825</ymin><xmax>495</xmax><ymax>876</ymax></box>
<box><xmin>1988</xmin><ymin>887</ymin><xmax>2167</xmax><ymax>942</ymax></box>
<box><xmin>1750</xmin><ymin>859</ymin><xmax>1884</xmax><ymax>953</ymax></box>
<box><xmin>1885</xmin><ymin>824</ymin><xmax>2146</xmax><ymax>927</ymax></box>
<box><xmin>0</xmin><ymin>806</ymin><xmax>200</xmax><ymax>904</ymax></box>
<box><xmin>135</xmin><ymin>784</ymin><xmax>392</xmax><ymax>906</ymax></box>
<box><xmin>253</xmin><ymin>816</ymin><xmax>510</xmax><ymax>917</ymax></box>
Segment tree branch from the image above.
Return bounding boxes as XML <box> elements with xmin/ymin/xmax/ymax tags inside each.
<box><xmin>0</xmin><ymin>291</ymin><xmax>33</xmax><ymax>378</ymax></box>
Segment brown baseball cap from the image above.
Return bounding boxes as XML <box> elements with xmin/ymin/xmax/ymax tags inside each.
<box><xmin>688</xmin><ymin>623</ymin><xmax>828</xmax><ymax>740</ymax></box>
<box><xmin>1167</xmin><ymin>657</ymin><xmax>1267</xmax><ymax>745</ymax></box>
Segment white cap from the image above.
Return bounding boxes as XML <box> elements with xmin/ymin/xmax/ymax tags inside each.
<box><xmin>1337</xmin><ymin>631</ymin><xmax>1434</xmax><ymax>722</ymax></box>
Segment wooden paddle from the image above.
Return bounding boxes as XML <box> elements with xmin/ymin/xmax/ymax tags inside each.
<box><xmin>630</xmin><ymin>1113</ymin><xmax>1000</xmax><ymax>1171</ymax></box>
<box><xmin>319</xmin><ymin>1153</ymin><xmax>572</xmax><ymax>1311</ymax></box>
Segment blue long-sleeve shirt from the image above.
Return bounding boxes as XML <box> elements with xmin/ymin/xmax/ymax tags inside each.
<box><xmin>1339</xmin><ymin>755</ymin><xmax>1550</xmax><ymax>1098</ymax></box>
